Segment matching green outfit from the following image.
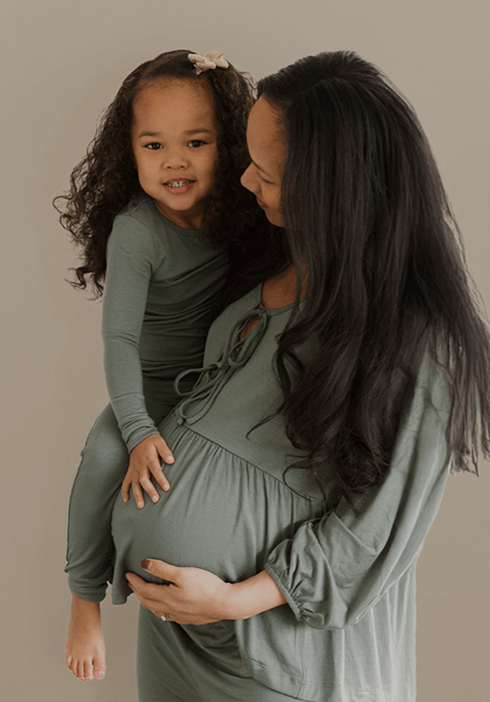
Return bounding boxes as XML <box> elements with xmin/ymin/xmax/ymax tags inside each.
<box><xmin>67</xmin><ymin>195</ymin><xmax>451</xmax><ymax>699</ymax></box>
<box><xmin>65</xmin><ymin>195</ymin><xmax>228</xmax><ymax>602</ymax></box>
<box><xmin>111</xmin><ymin>285</ymin><xmax>451</xmax><ymax>702</ymax></box>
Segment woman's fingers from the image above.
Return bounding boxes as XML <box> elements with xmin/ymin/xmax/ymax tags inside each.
<box><xmin>126</xmin><ymin>566</ymin><xmax>228</xmax><ymax>626</ymax></box>
<box><xmin>126</xmin><ymin>568</ymin><xmax>177</xmax><ymax>599</ymax></box>
<box><xmin>126</xmin><ymin>573</ymin><xmax>167</xmax><ymax>611</ymax></box>
<box><xmin>126</xmin><ymin>576</ymin><xmax>183</xmax><ymax>622</ymax></box>
<box><xmin>141</xmin><ymin>558</ymin><xmax>180</xmax><ymax>582</ymax></box>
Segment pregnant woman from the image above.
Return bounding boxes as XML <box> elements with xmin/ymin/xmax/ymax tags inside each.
<box><xmin>115</xmin><ymin>51</ymin><xmax>490</xmax><ymax>701</ymax></box>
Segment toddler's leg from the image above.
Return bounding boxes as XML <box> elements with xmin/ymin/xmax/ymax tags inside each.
<box><xmin>66</xmin><ymin>403</ymin><xmax>128</xmax><ymax>600</ymax></box>
<box><xmin>65</xmin><ymin>404</ymin><xmax>129</xmax><ymax>680</ymax></box>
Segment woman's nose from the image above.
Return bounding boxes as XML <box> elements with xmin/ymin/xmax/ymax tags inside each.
<box><xmin>240</xmin><ymin>163</ymin><xmax>258</xmax><ymax>194</ymax></box>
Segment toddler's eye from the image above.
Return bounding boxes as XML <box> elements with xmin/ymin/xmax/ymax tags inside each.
<box><xmin>145</xmin><ymin>142</ymin><xmax>162</xmax><ymax>150</ymax></box>
<box><xmin>188</xmin><ymin>140</ymin><xmax>205</xmax><ymax>148</ymax></box>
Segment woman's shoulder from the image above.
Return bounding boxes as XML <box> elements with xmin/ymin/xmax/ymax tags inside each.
<box><xmin>216</xmin><ymin>286</ymin><xmax>262</xmax><ymax>324</ymax></box>
<box><xmin>414</xmin><ymin>354</ymin><xmax>451</xmax><ymax>418</ymax></box>
<box><xmin>393</xmin><ymin>354</ymin><xmax>451</xmax><ymax>456</ymax></box>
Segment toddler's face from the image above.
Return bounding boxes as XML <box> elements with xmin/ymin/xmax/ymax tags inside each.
<box><xmin>131</xmin><ymin>79</ymin><xmax>219</xmax><ymax>229</ymax></box>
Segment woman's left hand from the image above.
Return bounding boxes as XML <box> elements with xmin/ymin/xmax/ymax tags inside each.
<box><xmin>126</xmin><ymin>560</ymin><xmax>233</xmax><ymax>625</ymax></box>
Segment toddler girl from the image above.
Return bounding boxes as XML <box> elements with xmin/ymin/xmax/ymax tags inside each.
<box><xmin>56</xmin><ymin>49</ymin><xmax>259</xmax><ymax>683</ymax></box>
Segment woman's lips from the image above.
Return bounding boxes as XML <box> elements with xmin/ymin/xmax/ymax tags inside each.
<box><xmin>163</xmin><ymin>180</ymin><xmax>195</xmax><ymax>194</ymax></box>
<box><xmin>257</xmin><ymin>198</ymin><xmax>266</xmax><ymax>208</ymax></box>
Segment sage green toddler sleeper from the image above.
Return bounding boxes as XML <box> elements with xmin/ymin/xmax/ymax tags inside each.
<box><xmin>65</xmin><ymin>194</ymin><xmax>228</xmax><ymax>601</ymax></box>
<box><xmin>111</xmin><ymin>284</ymin><xmax>451</xmax><ymax>701</ymax></box>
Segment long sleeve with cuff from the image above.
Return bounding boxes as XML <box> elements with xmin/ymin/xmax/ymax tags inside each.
<box><xmin>102</xmin><ymin>215</ymin><xmax>162</xmax><ymax>451</ymax></box>
<box><xmin>265</xmin><ymin>362</ymin><xmax>450</xmax><ymax>632</ymax></box>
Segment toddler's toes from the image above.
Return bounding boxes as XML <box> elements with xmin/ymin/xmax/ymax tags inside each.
<box><xmin>82</xmin><ymin>659</ymin><xmax>94</xmax><ymax>681</ymax></box>
<box><xmin>93</xmin><ymin>644</ymin><xmax>106</xmax><ymax>680</ymax></box>
<box><xmin>70</xmin><ymin>659</ymin><xmax>81</xmax><ymax>679</ymax></box>
<box><xmin>67</xmin><ymin>656</ymin><xmax>80</xmax><ymax>679</ymax></box>
<box><xmin>66</xmin><ymin>654</ymin><xmax>74</xmax><ymax>676</ymax></box>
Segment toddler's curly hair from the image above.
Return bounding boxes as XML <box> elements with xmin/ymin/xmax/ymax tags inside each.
<box><xmin>55</xmin><ymin>49</ymin><xmax>259</xmax><ymax>296</ymax></box>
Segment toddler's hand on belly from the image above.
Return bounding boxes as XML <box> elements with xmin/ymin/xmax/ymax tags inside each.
<box><xmin>121</xmin><ymin>434</ymin><xmax>174</xmax><ymax>508</ymax></box>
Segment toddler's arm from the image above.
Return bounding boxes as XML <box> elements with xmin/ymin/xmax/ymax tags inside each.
<box><xmin>103</xmin><ymin>217</ymin><xmax>163</xmax><ymax>453</ymax></box>
<box><xmin>121</xmin><ymin>434</ymin><xmax>174</xmax><ymax>508</ymax></box>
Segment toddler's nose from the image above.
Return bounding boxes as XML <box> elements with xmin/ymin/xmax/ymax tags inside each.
<box><xmin>163</xmin><ymin>148</ymin><xmax>188</xmax><ymax>170</ymax></box>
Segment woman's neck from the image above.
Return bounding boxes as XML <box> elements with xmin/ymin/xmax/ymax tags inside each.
<box><xmin>240</xmin><ymin>266</ymin><xmax>304</xmax><ymax>341</ymax></box>
<box><xmin>261</xmin><ymin>265</ymin><xmax>305</xmax><ymax>309</ymax></box>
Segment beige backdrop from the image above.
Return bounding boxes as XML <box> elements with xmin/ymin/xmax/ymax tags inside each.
<box><xmin>1</xmin><ymin>1</ymin><xmax>489</xmax><ymax>700</ymax></box>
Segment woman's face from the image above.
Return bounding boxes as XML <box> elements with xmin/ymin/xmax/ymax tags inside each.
<box><xmin>241</xmin><ymin>97</ymin><xmax>286</xmax><ymax>227</ymax></box>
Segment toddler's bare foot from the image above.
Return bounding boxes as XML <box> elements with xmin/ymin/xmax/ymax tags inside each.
<box><xmin>66</xmin><ymin>594</ymin><xmax>106</xmax><ymax>681</ymax></box>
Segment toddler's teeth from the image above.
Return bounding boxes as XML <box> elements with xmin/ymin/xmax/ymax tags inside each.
<box><xmin>165</xmin><ymin>180</ymin><xmax>193</xmax><ymax>187</ymax></box>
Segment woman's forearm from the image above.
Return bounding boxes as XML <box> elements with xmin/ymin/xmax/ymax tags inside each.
<box><xmin>127</xmin><ymin>561</ymin><xmax>288</xmax><ymax>626</ymax></box>
<box><xmin>225</xmin><ymin>570</ymin><xmax>287</xmax><ymax>620</ymax></box>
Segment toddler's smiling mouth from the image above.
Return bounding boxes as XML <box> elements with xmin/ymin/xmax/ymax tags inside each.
<box><xmin>163</xmin><ymin>179</ymin><xmax>195</xmax><ymax>187</ymax></box>
<box><xmin>162</xmin><ymin>179</ymin><xmax>196</xmax><ymax>194</ymax></box>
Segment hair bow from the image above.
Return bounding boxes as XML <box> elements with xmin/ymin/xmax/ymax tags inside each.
<box><xmin>188</xmin><ymin>51</ymin><xmax>229</xmax><ymax>75</ymax></box>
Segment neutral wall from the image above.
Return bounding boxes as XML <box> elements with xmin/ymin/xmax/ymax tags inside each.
<box><xmin>1</xmin><ymin>1</ymin><xmax>488</xmax><ymax>700</ymax></box>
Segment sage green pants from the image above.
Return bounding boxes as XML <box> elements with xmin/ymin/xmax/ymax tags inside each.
<box><xmin>65</xmin><ymin>401</ymin><xmax>171</xmax><ymax>603</ymax></box>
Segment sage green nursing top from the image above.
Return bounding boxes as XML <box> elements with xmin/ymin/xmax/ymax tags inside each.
<box><xmin>111</xmin><ymin>283</ymin><xmax>451</xmax><ymax>702</ymax></box>
<box><xmin>102</xmin><ymin>195</ymin><xmax>228</xmax><ymax>452</ymax></box>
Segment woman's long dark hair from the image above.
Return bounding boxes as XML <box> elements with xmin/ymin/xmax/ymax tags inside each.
<box><xmin>258</xmin><ymin>51</ymin><xmax>490</xmax><ymax>508</ymax></box>
<box><xmin>54</xmin><ymin>49</ymin><xmax>260</xmax><ymax>296</ymax></box>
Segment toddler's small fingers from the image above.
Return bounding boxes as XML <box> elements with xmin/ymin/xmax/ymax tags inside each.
<box><xmin>132</xmin><ymin>483</ymin><xmax>145</xmax><ymax>509</ymax></box>
<box><xmin>140</xmin><ymin>477</ymin><xmax>160</xmax><ymax>503</ymax></box>
<box><xmin>121</xmin><ymin>479</ymin><xmax>131</xmax><ymax>503</ymax></box>
<box><xmin>156</xmin><ymin>439</ymin><xmax>175</xmax><ymax>464</ymax></box>
<box><xmin>151</xmin><ymin>467</ymin><xmax>171</xmax><ymax>492</ymax></box>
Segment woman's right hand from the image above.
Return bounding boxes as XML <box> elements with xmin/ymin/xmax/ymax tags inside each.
<box><xmin>121</xmin><ymin>434</ymin><xmax>174</xmax><ymax>508</ymax></box>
